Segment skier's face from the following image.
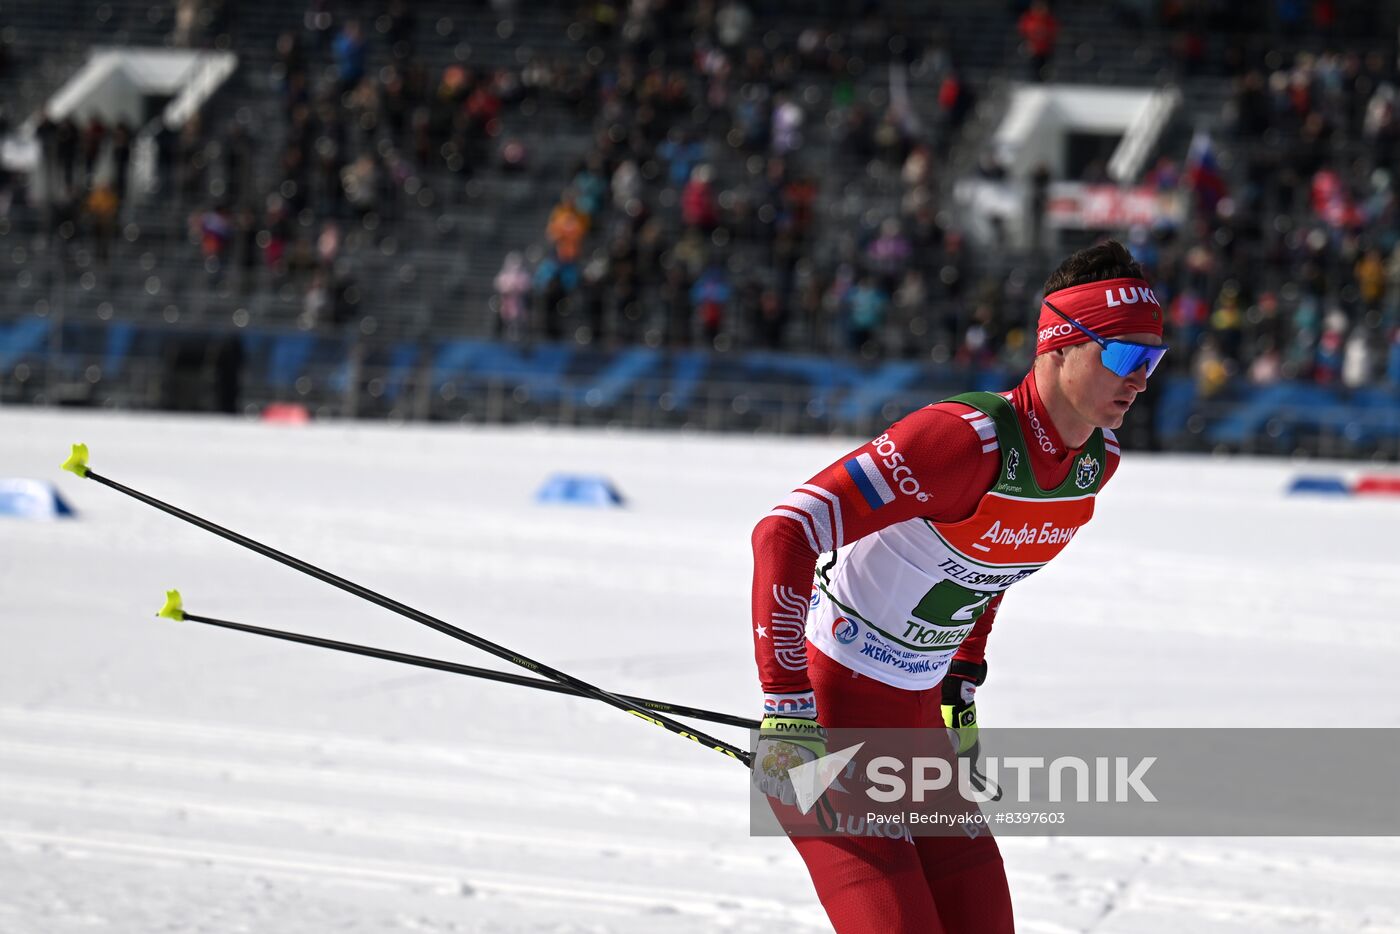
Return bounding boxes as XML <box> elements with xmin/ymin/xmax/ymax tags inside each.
<box><xmin>1060</xmin><ymin>332</ymin><xmax>1159</xmax><ymax>429</ymax></box>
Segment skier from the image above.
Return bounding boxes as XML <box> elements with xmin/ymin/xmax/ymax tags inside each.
<box><xmin>750</xmin><ymin>240</ymin><xmax>1167</xmax><ymax>932</ymax></box>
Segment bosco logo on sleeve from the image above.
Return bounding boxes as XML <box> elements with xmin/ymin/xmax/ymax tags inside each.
<box><xmin>845</xmin><ymin>434</ymin><xmax>930</xmax><ymax>511</ymax></box>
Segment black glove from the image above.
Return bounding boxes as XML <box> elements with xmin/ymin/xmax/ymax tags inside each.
<box><xmin>941</xmin><ymin>659</ymin><xmax>1001</xmax><ymax>799</ymax></box>
<box><xmin>940</xmin><ymin>659</ymin><xmax>985</xmax><ymax>754</ymax></box>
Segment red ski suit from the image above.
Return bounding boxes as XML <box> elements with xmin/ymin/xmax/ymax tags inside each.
<box><xmin>751</xmin><ymin>370</ymin><xmax>1119</xmax><ymax>933</ymax></box>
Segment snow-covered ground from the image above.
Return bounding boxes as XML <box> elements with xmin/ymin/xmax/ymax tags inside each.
<box><xmin>3</xmin><ymin>408</ymin><xmax>1399</xmax><ymax>933</ymax></box>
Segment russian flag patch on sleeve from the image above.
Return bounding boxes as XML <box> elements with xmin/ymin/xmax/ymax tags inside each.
<box><xmin>844</xmin><ymin>452</ymin><xmax>895</xmax><ymax>511</ymax></box>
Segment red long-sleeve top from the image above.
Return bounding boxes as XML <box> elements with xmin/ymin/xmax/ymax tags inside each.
<box><xmin>751</xmin><ymin>370</ymin><xmax>1120</xmax><ymax>702</ymax></box>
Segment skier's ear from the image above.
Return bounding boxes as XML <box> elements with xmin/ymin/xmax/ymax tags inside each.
<box><xmin>1037</xmin><ymin>347</ymin><xmax>1068</xmax><ymax>372</ymax></box>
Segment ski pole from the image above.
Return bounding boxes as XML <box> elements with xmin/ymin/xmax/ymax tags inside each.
<box><xmin>160</xmin><ymin>590</ymin><xmax>842</xmax><ymax>826</ymax></box>
<box><xmin>155</xmin><ymin>590</ymin><xmax>759</xmax><ymax>730</ymax></box>
<box><xmin>62</xmin><ymin>444</ymin><xmax>753</xmax><ymax>768</ymax></box>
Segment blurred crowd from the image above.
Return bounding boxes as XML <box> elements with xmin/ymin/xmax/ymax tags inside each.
<box><xmin>221</xmin><ymin>0</ymin><xmax>979</xmax><ymax>350</ymax></box>
<box><xmin>487</xmin><ymin>0</ymin><xmax>982</xmax><ymax>357</ymax></box>
<box><xmin>14</xmin><ymin>0</ymin><xmax>1400</xmax><ymax>391</ymax></box>
<box><xmin>30</xmin><ymin>114</ymin><xmax>133</xmax><ymax>264</ymax></box>
<box><xmin>1135</xmin><ymin>40</ymin><xmax>1400</xmax><ymax>395</ymax></box>
<box><xmin>483</xmin><ymin>0</ymin><xmax>1400</xmax><ymax>391</ymax></box>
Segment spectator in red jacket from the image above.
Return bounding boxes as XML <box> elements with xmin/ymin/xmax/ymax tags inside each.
<box><xmin>681</xmin><ymin>164</ymin><xmax>719</xmax><ymax>232</ymax></box>
<box><xmin>1018</xmin><ymin>1</ymin><xmax>1059</xmax><ymax>82</ymax></box>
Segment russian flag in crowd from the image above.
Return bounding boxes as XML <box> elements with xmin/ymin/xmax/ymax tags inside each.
<box><xmin>1185</xmin><ymin>130</ymin><xmax>1228</xmax><ymax>214</ymax></box>
<box><xmin>844</xmin><ymin>453</ymin><xmax>895</xmax><ymax>511</ymax></box>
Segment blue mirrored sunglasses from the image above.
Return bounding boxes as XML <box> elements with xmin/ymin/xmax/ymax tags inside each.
<box><xmin>1042</xmin><ymin>299</ymin><xmax>1169</xmax><ymax>378</ymax></box>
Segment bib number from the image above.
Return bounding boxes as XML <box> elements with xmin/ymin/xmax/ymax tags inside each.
<box><xmin>913</xmin><ymin>580</ymin><xmax>994</xmax><ymax>625</ymax></box>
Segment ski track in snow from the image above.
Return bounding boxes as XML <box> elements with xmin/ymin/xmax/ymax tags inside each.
<box><xmin>3</xmin><ymin>409</ymin><xmax>1400</xmax><ymax>933</ymax></box>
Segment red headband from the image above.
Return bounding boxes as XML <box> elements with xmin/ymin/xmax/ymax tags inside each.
<box><xmin>1035</xmin><ymin>278</ymin><xmax>1164</xmax><ymax>355</ymax></box>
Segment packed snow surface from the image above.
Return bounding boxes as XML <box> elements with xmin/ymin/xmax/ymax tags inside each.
<box><xmin>3</xmin><ymin>408</ymin><xmax>1399</xmax><ymax>933</ymax></box>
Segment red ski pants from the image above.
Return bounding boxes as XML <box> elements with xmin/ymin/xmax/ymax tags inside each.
<box><xmin>788</xmin><ymin>644</ymin><xmax>1015</xmax><ymax>933</ymax></box>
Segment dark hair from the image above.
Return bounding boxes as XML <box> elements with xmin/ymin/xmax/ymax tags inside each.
<box><xmin>1041</xmin><ymin>239</ymin><xmax>1145</xmax><ymax>295</ymax></box>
